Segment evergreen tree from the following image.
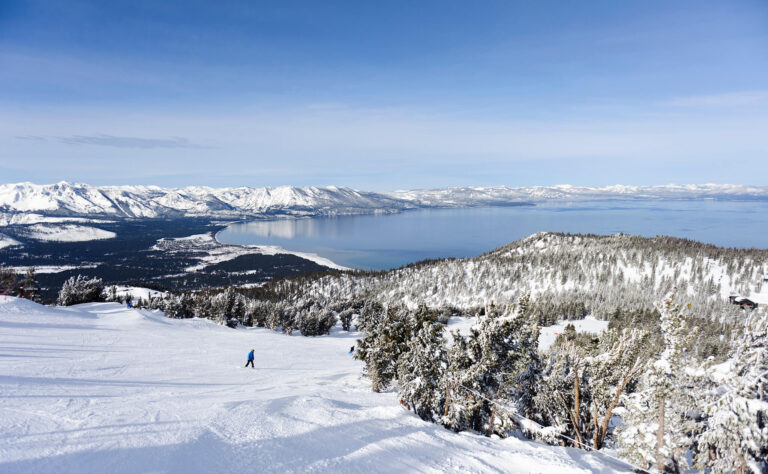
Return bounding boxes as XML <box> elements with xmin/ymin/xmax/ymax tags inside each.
<box><xmin>397</xmin><ymin>321</ymin><xmax>448</xmax><ymax>422</ymax></box>
<box><xmin>443</xmin><ymin>295</ymin><xmax>541</xmax><ymax>436</ymax></box>
<box><xmin>356</xmin><ymin>306</ymin><xmax>412</xmax><ymax>392</ymax></box>
<box><xmin>618</xmin><ymin>292</ymin><xmax>698</xmax><ymax>471</ymax></box>
<box><xmin>57</xmin><ymin>275</ymin><xmax>105</xmax><ymax>306</ymax></box>
<box><xmin>696</xmin><ymin>311</ymin><xmax>768</xmax><ymax>474</ymax></box>
<box><xmin>514</xmin><ymin>294</ymin><xmax>542</xmax><ymax>420</ymax></box>
<box><xmin>584</xmin><ymin>328</ymin><xmax>647</xmax><ymax>449</ymax></box>
<box><xmin>338</xmin><ymin>309</ymin><xmax>354</xmax><ymax>331</ymax></box>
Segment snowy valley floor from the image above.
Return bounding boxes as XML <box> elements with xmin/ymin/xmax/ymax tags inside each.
<box><xmin>0</xmin><ymin>297</ymin><xmax>628</xmax><ymax>473</ymax></box>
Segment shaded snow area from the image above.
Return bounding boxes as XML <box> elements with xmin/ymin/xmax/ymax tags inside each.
<box><xmin>446</xmin><ymin>316</ymin><xmax>609</xmax><ymax>351</ymax></box>
<box><xmin>17</xmin><ymin>224</ymin><xmax>116</xmax><ymax>242</ymax></box>
<box><xmin>0</xmin><ymin>232</ymin><xmax>22</xmax><ymax>249</ymax></box>
<box><xmin>0</xmin><ymin>298</ymin><xmax>626</xmax><ymax>473</ymax></box>
<box><xmin>538</xmin><ymin>317</ymin><xmax>609</xmax><ymax>351</ymax></box>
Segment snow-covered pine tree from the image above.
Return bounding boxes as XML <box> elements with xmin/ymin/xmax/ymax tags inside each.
<box><xmin>356</xmin><ymin>300</ymin><xmax>384</xmax><ymax>333</ymax></box>
<box><xmin>397</xmin><ymin>321</ymin><xmax>448</xmax><ymax>422</ymax></box>
<box><xmin>356</xmin><ymin>306</ymin><xmax>420</xmax><ymax>392</ymax></box>
<box><xmin>163</xmin><ymin>295</ymin><xmax>183</xmax><ymax>318</ymax></box>
<box><xmin>696</xmin><ymin>311</ymin><xmax>768</xmax><ymax>474</ymax></box>
<box><xmin>442</xmin><ymin>328</ymin><xmax>479</xmax><ymax>432</ymax></box>
<box><xmin>618</xmin><ymin>292</ymin><xmax>698</xmax><ymax>471</ymax></box>
<box><xmin>584</xmin><ymin>328</ymin><xmax>648</xmax><ymax>449</ymax></box>
<box><xmin>338</xmin><ymin>309</ymin><xmax>354</xmax><ymax>331</ymax></box>
<box><xmin>57</xmin><ymin>275</ymin><xmax>105</xmax><ymax>306</ymax></box>
<box><xmin>513</xmin><ymin>293</ymin><xmax>542</xmax><ymax>420</ymax></box>
<box><xmin>534</xmin><ymin>339</ymin><xmax>589</xmax><ymax>447</ymax></box>
<box><xmin>443</xmin><ymin>295</ymin><xmax>541</xmax><ymax>436</ymax></box>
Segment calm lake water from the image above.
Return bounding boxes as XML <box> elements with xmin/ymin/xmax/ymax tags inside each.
<box><xmin>216</xmin><ymin>201</ymin><xmax>768</xmax><ymax>270</ymax></box>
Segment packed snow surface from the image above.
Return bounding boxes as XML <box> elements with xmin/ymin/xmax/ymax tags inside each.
<box><xmin>110</xmin><ymin>285</ymin><xmax>167</xmax><ymax>301</ymax></box>
<box><xmin>0</xmin><ymin>298</ymin><xmax>627</xmax><ymax>473</ymax></box>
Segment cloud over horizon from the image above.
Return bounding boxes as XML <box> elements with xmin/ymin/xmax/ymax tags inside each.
<box><xmin>15</xmin><ymin>134</ymin><xmax>210</xmax><ymax>149</ymax></box>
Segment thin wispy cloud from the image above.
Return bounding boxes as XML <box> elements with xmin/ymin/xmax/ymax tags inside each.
<box><xmin>666</xmin><ymin>91</ymin><xmax>768</xmax><ymax>108</ymax></box>
<box><xmin>15</xmin><ymin>134</ymin><xmax>212</xmax><ymax>149</ymax></box>
<box><xmin>2</xmin><ymin>2</ymin><xmax>766</xmax><ymax>188</ymax></box>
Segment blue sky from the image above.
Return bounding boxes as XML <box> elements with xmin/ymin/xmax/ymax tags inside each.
<box><xmin>1</xmin><ymin>0</ymin><xmax>767</xmax><ymax>190</ymax></box>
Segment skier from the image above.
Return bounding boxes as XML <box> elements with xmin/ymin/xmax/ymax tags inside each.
<box><xmin>245</xmin><ymin>349</ymin><xmax>255</xmax><ymax>368</ymax></box>
<box><xmin>348</xmin><ymin>346</ymin><xmax>354</xmax><ymax>354</ymax></box>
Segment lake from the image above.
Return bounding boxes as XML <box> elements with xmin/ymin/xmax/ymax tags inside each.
<box><xmin>216</xmin><ymin>200</ymin><xmax>768</xmax><ymax>270</ymax></box>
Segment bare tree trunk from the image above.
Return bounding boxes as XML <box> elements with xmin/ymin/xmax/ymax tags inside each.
<box><xmin>558</xmin><ymin>391</ymin><xmax>584</xmax><ymax>447</ymax></box>
<box><xmin>573</xmin><ymin>361</ymin><xmax>581</xmax><ymax>435</ymax></box>
<box><xmin>592</xmin><ymin>402</ymin><xmax>600</xmax><ymax>449</ymax></box>
<box><xmin>443</xmin><ymin>382</ymin><xmax>451</xmax><ymax>417</ymax></box>
<box><xmin>657</xmin><ymin>399</ymin><xmax>665</xmax><ymax>472</ymax></box>
<box><xmin>595</xmin><ymin>367</ymin><xmax>641</xmax><ymax>450</ymax></box>
<box><xmin>487</xmin><ymin>405</ymin><xmax>496</xmax><ymax>436</ymax></box>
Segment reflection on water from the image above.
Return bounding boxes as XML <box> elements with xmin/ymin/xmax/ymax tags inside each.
<box><xmin>217</xmin><ymin>201</ymin><xmax>768</xmax><ymax>270</ymax></box>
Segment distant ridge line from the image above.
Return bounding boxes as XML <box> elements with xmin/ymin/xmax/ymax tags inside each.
<box><xmin>1</xmin><ymin>182</ymin><xmax>766</xmax><ymax>220</ymax></box>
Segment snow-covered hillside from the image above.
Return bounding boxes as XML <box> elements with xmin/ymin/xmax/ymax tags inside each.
<box><xmin>15</xmin><ymin>223</ymin><xmax>116</xmax><ymax>242</ymax></box>
<box><xmin>2</xmin><ymin>181</ymin><xmax>767</xmax><ymax>220</ymax></box>
<box><xmin>0</xmin><ymin>297</ymin><xmax>627</xmax><ymax>473</ymax></box>
<box><xmin>272</xmin><ymin>232</ymin><xmax>768</xmax><ymax>319</ymax></box>
<box><xmin>0</xmin><ymin>232</ymin><xmax>21</xmax><ymax>249</ymax></box>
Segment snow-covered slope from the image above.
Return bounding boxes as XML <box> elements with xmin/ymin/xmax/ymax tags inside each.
<box><xmin>0</xmin><ymin>297</ymin><xmax>627</xmax><ymax>473</ymax></box>
<box><xmin>2</xmin><ymin>181</ymin><xmax>767</xmax><ymax>220</ymax></box>
<box><xmin>0</xmin><ymin>232</ymin><xmax>22</xmax><ymax>249</ymax></box>
<box><xmin>15</xmin><ymin>223</ymin><xmax>116</xmax><ymax>242</ymax></box>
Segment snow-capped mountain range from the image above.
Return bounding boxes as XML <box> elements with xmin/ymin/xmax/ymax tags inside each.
<box><xmin>1</xmin><ymin>182</ymin><xmax>766</xmax><ymax>219</ymax></box>
<box><xmin>0</xmin><ymin>182</ymin><xmax>411</xmax><ymax>219</ymax></box>
<box><xmin>392</xmin><ymin>183</ymin><xmax>768</xmax><ymax>206</ymax></box>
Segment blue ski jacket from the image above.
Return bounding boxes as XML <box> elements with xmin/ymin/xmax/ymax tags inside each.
<box><xmin>248</xmin><ymin>351</ymin><xmax>254</xmax><ymax>361</ymax></box>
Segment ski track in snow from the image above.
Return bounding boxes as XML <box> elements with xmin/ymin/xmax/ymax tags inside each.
<box><xmin>0</xmin><ymin>297</ymin><xmax>628</xmax><ymax>473</ymax></box>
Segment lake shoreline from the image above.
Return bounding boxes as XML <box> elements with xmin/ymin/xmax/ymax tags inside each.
<box><xmin>216</xmin><ymin>200</ymin><xmax>768</xmax><ymax>270</ymax></box>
